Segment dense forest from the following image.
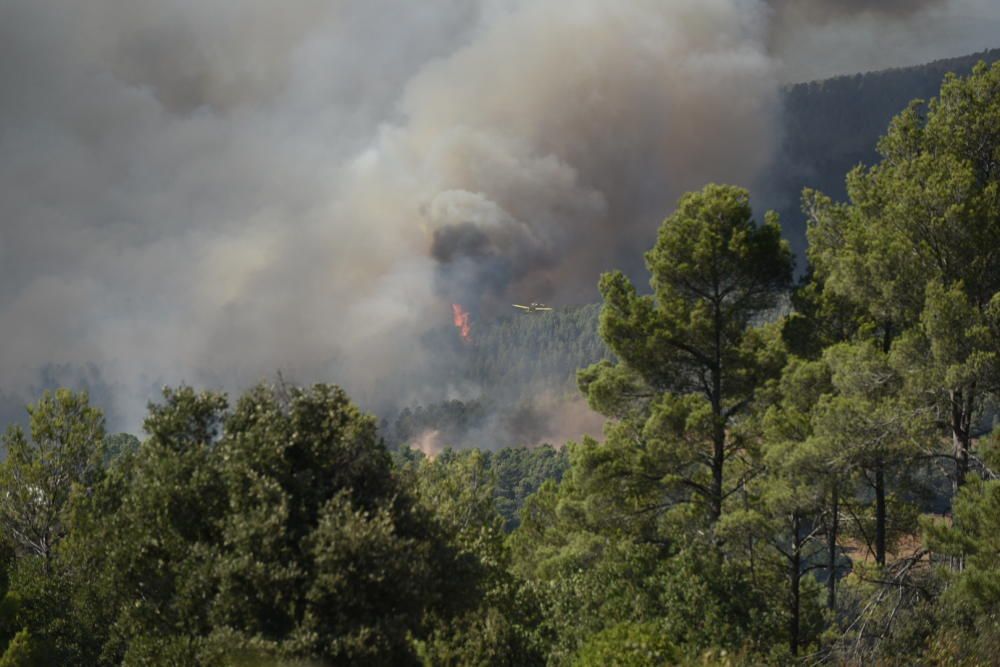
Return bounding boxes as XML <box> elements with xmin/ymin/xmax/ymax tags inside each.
<box><xmin>4</xmin><ymin>61</ymin><xmax>1000</xmax><ymax>666</ymax></box>
<box><xmin>461</xmin><ymin>305</ymin><xmax>610</xmax><ymax>394</ymax></box>
<box><xmin>388</xmin><ymin>305</ymin><xmax>610</xmax><ymax>451</ymax></box>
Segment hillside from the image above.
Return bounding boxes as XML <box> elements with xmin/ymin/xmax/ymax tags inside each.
<box><xmin>462</xmin><ymin>303</ymin><xmax>610</xmax><ymax>393</ymax></box>
<box><xmin>384</xmin><ymin>304</ymin><xmax>609</xmax><ymax>451</ymax></box>
<box><xmin>770</xmin><ymin>47</ymin><xmax>1000</xmax><ymax>256</ymax></box>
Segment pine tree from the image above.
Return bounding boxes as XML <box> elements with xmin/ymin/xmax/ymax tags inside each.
<box><xmin>808</xmin><ymin>61</ymin><xmax>1000</xmax><ymax>492</ymax></box>
<box><xmin>580</xmin><ymin>184</ymin><xmax>793</xmax><ymax>525</ymax></box>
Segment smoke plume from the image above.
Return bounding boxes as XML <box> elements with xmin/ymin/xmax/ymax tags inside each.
<box><xmin>0</xmin><ymin>0</ymin><xmax>996</xmax><ymax>431</ymax></box>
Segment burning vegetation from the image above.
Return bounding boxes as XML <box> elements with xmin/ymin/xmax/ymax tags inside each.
<box><xmin>451</xmin><ymin>303</ymin><xmax>472</xmax><ymax>343</ymax></box>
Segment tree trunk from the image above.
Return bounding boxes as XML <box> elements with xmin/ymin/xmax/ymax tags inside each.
<box><xmin>711</xmin><ymin>429</ymin><xmax>724</xmax><ymax>523</ymax></box>
<box><xmin>710</xmin><ymin>305</ymin><xmax>724</xmax><ymax>524</ymax></box>
<box><xmin>950</xmin><ymin>386</ymin><xmax>974</xmax><ymax>571</ymax></box>
<box><xmin>951</xmin><ymin>387</ymin><xmax>973</xmax><ymax>492</ymax></box>
<box><xmin>790</xmin><ymin>512</ymin><xmax>802</xmax><ymax>657</ymax></box>
<box><xmin>875</xmin><ymin>465</ymin><xmax>886</xmax><ymax>567</ymax></box>
<box><xmin>745</xmin><ymin>486</ymin><xmax>756</xmax><ymax>581</ymax></box>
<box><xmin>827</xmin><ymin>485</ymin><xmax>839</xmax><ymax>611</ymax></box>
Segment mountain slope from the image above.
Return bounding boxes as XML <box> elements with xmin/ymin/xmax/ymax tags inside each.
<box><xmin>770</xmin><ymin>47</ymin><xmax>1000</xmax><ymax>256</ymax></box>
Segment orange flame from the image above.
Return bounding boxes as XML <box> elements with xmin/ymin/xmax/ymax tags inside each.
<box><xmin>451</xmin><ymin>303</ymin><xmax>472</xmax><ymax>343</ymax></box>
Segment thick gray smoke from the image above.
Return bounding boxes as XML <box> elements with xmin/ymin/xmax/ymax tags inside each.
<box><xmin>0</xmin><ymin>0</ymin><xmax>996</xmax><ymax>431</ymax></box>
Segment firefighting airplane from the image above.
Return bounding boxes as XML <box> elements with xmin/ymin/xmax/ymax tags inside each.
<box><xmin>512</xmin><ymin>302</ymin><xmax>553</xmax><ymax>313</ymax></box>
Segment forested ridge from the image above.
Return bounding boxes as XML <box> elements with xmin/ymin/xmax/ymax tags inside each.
<box><xmin>771</xmin><ymin>47</ymin><xmax>1000</xmax><ymax>256</ymax></box>
<box><xmin>463</xmin><ymin>305</ymin><xmax>609</xmax><ymax>393</ymax></box>
<box><xmin>4</xmin><ymin>61</ymin><xmax>1000</xmax><ymax>666</ymax></box>
<box><xmin>387</xmin><ymin>305</ymin><xmax>610</xmax><ymax>451</ymax></box>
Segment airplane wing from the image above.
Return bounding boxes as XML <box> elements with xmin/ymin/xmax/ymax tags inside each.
<box><xmin>512</xmin><ymin>304</ymin><xmax>529</xmax><ymax>310</ymax></box>
<box><xmin>536</xmin><ymin>307</ymin><xmax>553</xmax><ymax>311</ymax></box>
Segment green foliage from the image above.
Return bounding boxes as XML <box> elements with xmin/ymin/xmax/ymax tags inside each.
<box><xmin>0</xmin><ymin>383</ymin><xmax>505</xmax><ymax>665</ymax></box>
<box><xmin>489</xmin><ymin>445</ymin><xmax>569</xmax><ymax>531</ymax></box>
<box><xmin>810</xmin><ymin>61</ymin><xmax>1000</xmax><ymax>327</ymax></box>
<box><xmin>500</xmin><ymin>185</ymin><xmax>798</xmax><ymax>661</ymax></box>
<box><xmin>102</xmin><ymin>433</ymin><xmax>140</xmax><ymax>466</ymax></box>
<box><xmin>730</xmin><ymin>357</ymin><xmax>841</xmax><ymax>655</ymax></box>
<box><xmin>0</xmin><ymin>630</ymin><xmax>45</xmax><ymax>667</ymax></box>
<box><xmin>784</xmin><ymin>59</ymin><xmax>1000</xmax><ymax>663</ymax></box>
<box><xmin>808</xmin><ymin>60</ymin><xmax>1000</xmax><ymax>492</ymax></box>
<box><xmin>925</xmin><ymin>480</ymin><xmax>1000</xmax><ymax>612</ymax></box>
<box><xmin>0</xmin><ymin>537</ymin><xmax>14</xmax><ymax>631</ymax></box>
<box><xmin>406</xmin><ymin>450</ymin><xmax>548</xmax><ymax>665</ymax></box>
<box><xmin>571</xmin><ymin>620</ymin><xmax>677</xmax><ymax>666</ymax></box>
<box><xmin>509</xmin><ymin>439</ymin><xmax>793</xmax><ymax>662</ymax></box>
<box><xmin>0</xmin><ymin>390</ymin><xmax>105</xmax><ymax>560</ymax></box>
<box><xmin>390</xmin><ymin>443</ymin><xmax>570</xmax><ymax>533</ymax></box>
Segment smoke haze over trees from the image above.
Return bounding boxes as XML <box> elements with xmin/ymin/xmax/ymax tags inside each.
<box><xmin>2</xmin><ymin>0</ymin><xmax>1000</xmax><ymax>433</ymax></box>
<box><xmin>5</xmin><ymin>60</ymin><xmax>1000</xmax><ymax>664</ymax></box>
<box><xmin>384</xmin><ymin>305</ymin><xmax>610</xmax><ymax>452</ymax></box>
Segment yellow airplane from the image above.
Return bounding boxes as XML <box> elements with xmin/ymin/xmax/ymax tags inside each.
<box><xmin>512</xmin><ymin>302</ymin><xmax>553</xmax><ymax>313</ymax></box>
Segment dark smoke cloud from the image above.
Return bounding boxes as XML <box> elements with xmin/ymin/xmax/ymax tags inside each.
<box><xmin>432</xmin><ymin>224</ymin><xmax>495</xmax><ymax>265</ymax></box>
<box><xmin>0</xmin><ymin>0</ymin><xmax>997</xmax><ymax>430</ymax></box>
<box><xmin>430</xmin><ymin>222</ymin><xmax>516</xmax><ymax>305</ymax></box>
<box><xmin>427</xmin><ymin>192</ymin><xmax>560</xmax><ymax>308</ymax></box>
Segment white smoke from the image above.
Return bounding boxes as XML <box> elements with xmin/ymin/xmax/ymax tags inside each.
<box><xmin>0</xmin><ymin>0</ymin><xmax>995</xmax><ymax>429</ymax></box>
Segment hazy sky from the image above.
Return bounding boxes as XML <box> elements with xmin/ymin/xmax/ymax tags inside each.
<box><xmin>774</xmin><ymin>0</ymin><xmax>1000</xmax><ymax>81</ymax></box>
<box><xmin>0</xmin><ymin>0</ymin><xmax>997</xmax><ymax>430</ymax></box>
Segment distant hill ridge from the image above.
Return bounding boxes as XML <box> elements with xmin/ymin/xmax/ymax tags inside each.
<box><xmin>791</xmin><ymin>47</ymin><xmax>1000</xmax><ymax>88</ymax></box>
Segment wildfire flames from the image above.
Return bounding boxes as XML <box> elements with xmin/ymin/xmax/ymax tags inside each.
<box><xmin>451</xmin><ymin>303</ymin><xmax>472</xmax><ymax>343</ymax></box>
